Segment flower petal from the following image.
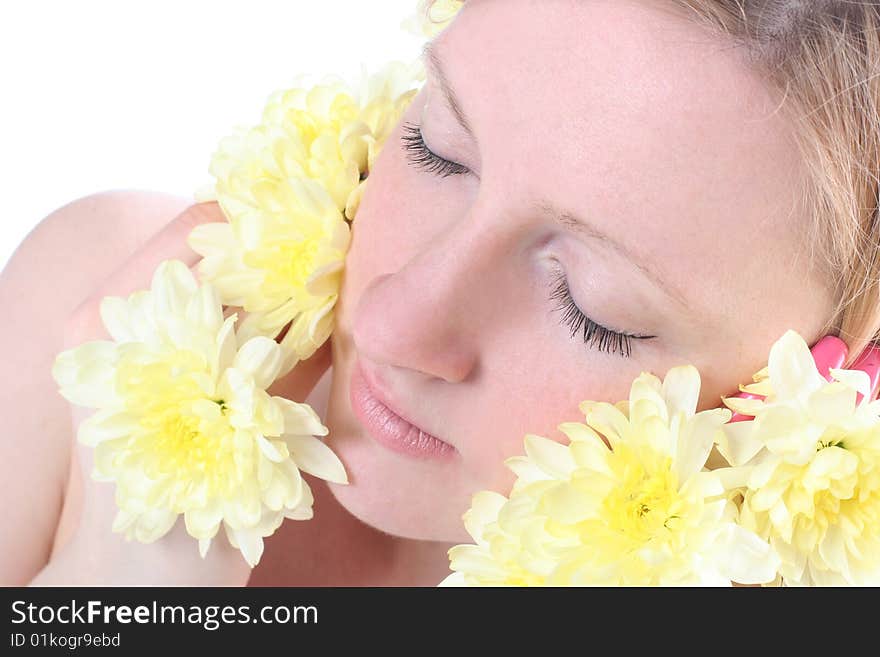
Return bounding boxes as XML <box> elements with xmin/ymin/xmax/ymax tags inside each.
<box><xmin>234</xmin><ymin>337</ymin><xmax>283</xmax><ymax>389</ymax></box>
<box><xmin>661</xmin><ymin>365</ymin><xmax>701</xmax><ymax>417</ymax></box>
<box><xmin>276</xmin><ymin>397</ymin><xmax>328</xmax><ymax>437</ymax></box>
<box><xmin>462</xmin><ymin>491</ymin><xmax>507</xmax><ymax>544</ymax></box>
<box><xmin>829</xmin><ymin>367</ymin><xmax>871</xmax><ymax>399</ymax></box>
<box><xmin>714</xmin><ymin>523</ymin><xmax>781</xmax><ymax>585</ymax></box>
<box><xmin>287</xmin><ymin>435</ymin><xmax>348</xmax><ymax>484</ymax></box>
<box><xmin>720</xmin><ymin>396</ymin><xmax>765</xmax><ymax>417</ymax></box>
<box><xmin>151</xmin><ymin>260</ymin><xmax>198</xmax><ymax>316</ymax></box>
<box><xmin>523</xmin><ymin>434</ymin><xmax>576</xmax><ymax>479</ymax></box>
<box><xmin>715</xmin><ymin>419</ymin><xmax>764</xmax><ymax>467</ymax></box>
<box><xmin>768</xmin><ymin>329</ymin><xmax>828</xmax><ymax>399</ymax></box>
<box><xmin>674</xmin><ymin>408</ymin><xmax>729</xmax><ymax>481</ymax></box>
<box><xmin>581</xmin><ymin>401</ymin><xmax>630</xmax><ymax>448</ymax></box>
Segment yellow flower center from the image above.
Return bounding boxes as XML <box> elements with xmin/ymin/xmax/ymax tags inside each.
<box><xmin>158</xmin><ymin>413</ymin><xmax>215</xmax><ymax>466</ymax></box>
<box><xmin>138</xmin><ymin>407</ymin><xmax>230</xmax><ymax>482</ymax></box>
<box><xmin>245</xmin><ymin>236</ymin><xmax>321</xmax><ymax>299</ymax></box>
<box><xmin>115</xmin><ymin>352</ymin><xmax>237</xmax><ymax>498</ymax></box>
<box><xmin>603</xmin><ymin>446</ymin><xmax>684</xmax><ymax>544</ymax></box>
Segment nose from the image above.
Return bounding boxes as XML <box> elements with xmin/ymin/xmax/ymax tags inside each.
<box><xmin>351</xmin><ymin>213</ymin><xmax>506</xmax><ymax>384</ymax></box>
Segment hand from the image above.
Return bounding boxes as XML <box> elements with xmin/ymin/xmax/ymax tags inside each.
<box><xmin>31</xmin><ymin>201</ymin><xmax>332</xmax><ymax>586</ymax></box>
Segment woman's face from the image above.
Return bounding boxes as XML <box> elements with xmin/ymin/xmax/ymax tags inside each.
<box><xmin>323</xmin><ymin>0</ymin><xmax>835</xmax><ymax>542</ymax></box>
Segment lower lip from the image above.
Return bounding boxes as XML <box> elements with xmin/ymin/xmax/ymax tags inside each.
<box><xmin>349</xmin><ymin>361</ymin><xmax>457</xmax><ymax>461</ymax></box>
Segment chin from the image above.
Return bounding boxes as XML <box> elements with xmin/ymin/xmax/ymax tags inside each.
<box><xmin>322</xmin><ymin>423</ymin><xmax>474</xmax><ymax>543</ymax></box>
<box><xmin>319</xmin><ymin>327</ymin><xmax>473</xmax><ymax>543</ymax></box>
<box><xmin>324</xmin><ymin>481</ymin><xmax>465</xmax><ymax>542</ymax></box>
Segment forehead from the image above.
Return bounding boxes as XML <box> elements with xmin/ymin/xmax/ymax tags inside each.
<box><xmin>436</xmin><ymin>0</ymin><xmax>807</xmax><ymax>321</ymax></box>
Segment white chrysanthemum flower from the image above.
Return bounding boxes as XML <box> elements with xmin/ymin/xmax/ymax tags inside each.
<box><xmin>442</xmin><ymin>366</ymin><xmax>780</xmax><ymax>586</ymax></box>
<box><xmin>189</xmin><ymin>177</ymin><xmax>349</xmax><ymax>376</ymax></box>
<box><xmin>720</xmin><ymin>329</ymin><xmax>880</xmax><ymax>585</ymax></box>
<box><xmin>190</xmin><ymin>62</ymin><xmax>422</xmax><ymax>374</ymax></box>
<box><xmin>53</xmin><ymin>260</ymin><xmax>348</xmax><ymax>567</ymax></box>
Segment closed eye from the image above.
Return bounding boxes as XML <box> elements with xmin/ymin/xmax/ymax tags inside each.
<box><xmin>548</xmin><ymin>265</ymin><xmax>657</xmax><ymax>358</ymax></box>
<box><xmin>400</xmin><ymin>122</ymin><xmax>470</xmax><ymax>178</ymax></box>
<box><xmin>400</xmin><ymin>120</ymin><xmax>654</xmax><ymax>359</ymax></box>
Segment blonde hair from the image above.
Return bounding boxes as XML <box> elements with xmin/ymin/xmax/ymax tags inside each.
<box><xmin>428</xmin><ymin>0</ymin><xmax>880</xmax><ymax>367</ymax></box>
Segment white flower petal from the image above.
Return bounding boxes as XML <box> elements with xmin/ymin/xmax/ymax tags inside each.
<box><xmin>523</xmin><ymin>435</ymin><xmax>576</xmax><ymax>479</ymax></box>
<box><xmin>187</xmin><ymin>221</ymin><xmax>236</xmax><ymax>259</ymax></box>
<box><xmin>184</xmin><ymin>502</ymin><xmax>223</xmax><ymax>539</ymax></box>
<box><xmin>151</xmin><ymin>260</ymin><xmax>198</xmax><ymax>317</ymax></box>
<box><xmin>661</xmin><ymin>365</ymin><xmax>701</xmax><ymax>417</ymax></box>
<box><xmin>100</xmin><ymin>296</ymin><xmax>138</xmax><ymax>342</ymax></box>
<box><xmin>674</xmin><ymin>408</ymin><xmax>729</xmax><ymax>481</ymax></box>
<box><xmin>284</xmin><ymin>480</ymin><xmax>314</xmax><ymax>520</ymax></box>
<box><xmin>231</xmin><ymin>527</ymin><xmax>264</xmax><ymax>567</ymax></box>
<box><xmin>185</xmin><ymin>283</ymin><xmax>224</xmax><ymax>332</ymax></box>
<box><xmin>52</xmin><ymin>341</ymin><xmax>119</xmax><ymax>407</ymax></box>
<box><xmin>556</xmin><ymin>421</ymin><xmax>604</xmax><ymax>444</ymax></box>
<box><xmin>287</xmin><ymin>435</ymin><xmax>348</xmax><ymax>484</ymax></box>
<box><xmin>504</xmin><ymin>455</ymin><xmax>553</xmax><ymax>485</ymax></box>
<box><xmin>214</xmin><ymin>315</ymin><xmax>238</xmax><ymax>376</ymax></box>
<box><xmin>829</xmin><ymin>367</ymin><xmax>871</xmax><ymax>399</ymax></box>
<box><xmin>234</xmin><ymin>337</ymin><xmax>283</xmax><ymax>389</ymax></box>
<box><xmin>715</xmin><ymin>523</ymin><xmax>781</xmax><ymax>585</ymax></box>
<box><xmin>257</xmin><ymin>435</ymin><xmax>286</xmax><ymax>463</ymax></box>
<box><xmin>806</xmin><ymin>382</ymin><xmax>856</xmax><ymax>425</ymax></box>
<box><xmin>437</xmin><ymin>572</ymin><xmax>468</xmax><ymax>587</ymax></box>
<box><xmin>78</xmin><ymin>409</ymin><xmax>138</xmax><ymax>446</ymax></box>
<box><xmin>462</xmin><ymin>491</ymin><xmax>507</xmax><ymax>544</ymax></box>
<box><xmin>721</xmin><ymin>396</ymin><xmax>765</xmax><ymax>417</ymax></box>
<box><xmin>715</xmin><ymin>419</ymin><xmax>764</xmax><ymax>467</ymax></box>
<box><xmin>581</xmin><ymin>401</ymin><xmax>629</xmax><ymax>447</ymax></box>
<box><xmin>768</xmin><ymin>329</ymin><xmax>828</xmax><ymax>399</ymax></box>
<box><xmin>277</xmin><ymin>397</ymin><xmax>328</xmax><ymax>437</ymax></box>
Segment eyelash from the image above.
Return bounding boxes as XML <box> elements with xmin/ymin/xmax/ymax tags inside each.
<box><xmin>399</xmin><ymin>122</ymin><xmax>654</xmax><ymax>359</ymax></box>
<box><xmin>548</xmin><ymin>266</ymin><xmax>656</xmax><ymax>358</ymax></box>
<box><xmin>400</xmin><ymin>122</ymin><xmax>471</xmax><ymax>177</ymax></box>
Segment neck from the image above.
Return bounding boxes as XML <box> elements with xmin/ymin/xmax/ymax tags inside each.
<box><xmin>387</xmin><ymin>535</ymin><xmax>458</xmax><ymax>586</ymax></box>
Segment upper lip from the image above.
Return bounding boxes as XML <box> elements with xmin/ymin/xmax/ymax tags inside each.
<box><xmin>356</xmin><ymin>359</ymin><xmax>450</xmax><ymax>445</ymax></box>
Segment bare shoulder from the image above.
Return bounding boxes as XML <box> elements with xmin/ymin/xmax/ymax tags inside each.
<box><xmin>0</xmin><ymin>189</ymin><xmax>195</xmax><ymax>584</ymax></box>
<box><xmin>3</xmin><ymin>190</ymin><xmax>195</xmax><ymax>277</ymax></box>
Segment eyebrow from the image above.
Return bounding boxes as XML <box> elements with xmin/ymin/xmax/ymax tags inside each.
<box><xmin>422</xmin><ymin>41</ymin><xmax>476</xmax><ymax>142</ymax></box>
<box><xmin>423</xmin><ymin>43</ymin><xmax>691</xmax><ymax>313</ymax></box>
<box><xmin>535</xmin><ymin>199</ymin><xmax>692</xmax><ymax>312</ymax></box>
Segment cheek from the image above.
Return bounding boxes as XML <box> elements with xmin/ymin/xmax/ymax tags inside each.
<box><xmin>338</xmin><ymin>116</ymin><xmax>471</xmax><ymax>330</ymax></box>
<box><xmin>347</xmin><ymin>113</ymin><xmax>472</xmax><ymax>276</ymax></box>
<box><xmin>341</xmin><ymin>147</ymin><xmax>418</xmax><ymax>310</ymax></box>
<box><xmin>464</xmin><ymin>337</ymin><xmax>637</xmax><ymax>492</ymax></box>
<box><xmin>333</xmin><ymin>128</ymin><xmax>414</xmax><ymax>336</ymax></box>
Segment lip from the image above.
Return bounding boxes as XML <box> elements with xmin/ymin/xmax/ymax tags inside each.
<box><xmin>349</xmin><ymin>359</ymin><xmax>457</xmax><ymax>461</ymax></box>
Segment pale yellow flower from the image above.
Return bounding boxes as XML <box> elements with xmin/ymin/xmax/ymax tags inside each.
<box><xmin>52</xmin><ymin>260</ymin><xmax>348</xmax><ymax>567</ymax></box>
<box><xmin>190</xmin><ymin>62</ymin><xmax>422</xmax><ymax>374</ymax></box>
<box><xmin>720</xmin><ymin>329</ymin><xmax>880</xmax><ymax>585</ymax></box>
<box><xmin>401</xmin><ymin>0</ymin><xmax>464</xmax><ymax>39</ymax></box>
<box><xmin>352</xmin><ymin>61</ymin><xmax>426</xmax><ymax>206</ymax></box>
<box><xmin>189</xmin><ymin>177</ymin><xmax>349</xmax><ymax>376</ymax></box>
<box><xmin>442</xmin><ymin>366</ymin><xmax>779</xmax><ymax>586</ymax></box>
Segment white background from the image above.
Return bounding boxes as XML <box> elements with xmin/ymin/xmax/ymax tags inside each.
<box><xmin>0</xmin><ymin>0</ymin><xmax>423</xmax><ymax>270</ymax></box>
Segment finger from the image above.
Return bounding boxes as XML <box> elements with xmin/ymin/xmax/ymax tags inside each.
<box><xmin>61</xmin><ymin>201</ymin><xmax>226</xmax><ymax>492</ymax></box>
<box><xmin>66</xmin><ymin>402</ymin><xmax>251</xmax><ymax>584</ymax></box>
<box><xmin>64</xmin><ymin>201</ymin><xmax>226</xmax><ymax>346</ymax></box>
<box><xmin>70</xmin><ymin>407</ymin><xmax>116</xmax><ymax>533</ymax></box>
<box><xmin>83</xmin><ymin>200</ymin><xmax>224</xmax><ymax>302</ymax></box>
